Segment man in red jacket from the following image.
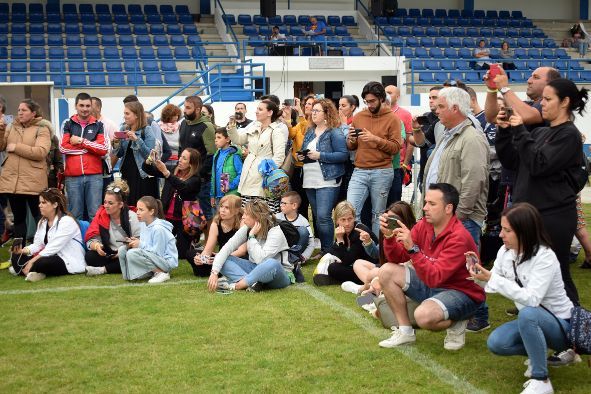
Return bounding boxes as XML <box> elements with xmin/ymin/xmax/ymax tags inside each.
<box><xmin>60</xmin><ymin>92</ymin><xmax>109</xmax><ymax>220</ymax></box>
<box><xmin>378</xmin><ymin>183</ymin><xmax>485</xmax><ymax>351</ymax></box>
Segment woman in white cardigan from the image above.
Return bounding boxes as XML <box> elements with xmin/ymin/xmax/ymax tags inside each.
<box><xmin>227</xmin><ymin>99</ymin><xmax>286</xmax><ymax>213</ymax></box>
<box><xmin>207</xmin><ymin>199</ymin><xmax>293</xmax><ymax>292</ymax></box>
<box><xmin>10</xmin><ymin>188</ymin><xmax>85</xmax><ymax>281</ymax></box>
<box><xmin>468</xmin><ymin>203</ymin><xmax>573</xmax><ymax>394</ymax></box>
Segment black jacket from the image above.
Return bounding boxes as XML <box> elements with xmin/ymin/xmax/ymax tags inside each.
<box><xmin>328</xmin><ymin>222</ymin><xmax>378</xmax><ymax>266</ymax></box>
<box><xmin>142</xmin><ymin>162</ymin><xmax>201</xmax><ymax>219</ymax></box>
<box><xmin>178</xmin><ymin>116</ymin><xmax>216</xmax><ymax>180</ymax></box>
<box><xmin>496</xmin><ymin>121</ymin><xmax>582</xmax><ymax>213</ymax></box>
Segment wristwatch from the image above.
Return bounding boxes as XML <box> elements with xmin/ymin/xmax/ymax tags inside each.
<box><xmin>500</xmin><ymin>87</ymin><xmax>511</xmax><ymax>95</ymax></box>
<box><xmin>407</xmin><ymin>245</ymin><xmax>420</xmax><ymax>254</ymax></box>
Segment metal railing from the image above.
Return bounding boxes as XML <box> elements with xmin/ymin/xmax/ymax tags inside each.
<box><xmin>215</xmin><ymin>0</ymin><xmax>241</xmax><ymax>57</ymax></box>
<box><xmin>241</xmin><ymin>38</ymin><xmax>401</xmax><ymax>57</ymax></box>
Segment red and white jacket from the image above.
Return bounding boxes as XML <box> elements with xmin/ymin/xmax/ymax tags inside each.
<box><xmin>59</xmin><ymin>114</ymin><xmax>109</xmax><ymax>176</ymax></box>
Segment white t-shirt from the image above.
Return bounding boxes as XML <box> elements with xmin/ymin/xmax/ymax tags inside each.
<box><xmin>302</xmin><ymin>136</ymin><xmax>340</xmax><ymax>189</ymax></box>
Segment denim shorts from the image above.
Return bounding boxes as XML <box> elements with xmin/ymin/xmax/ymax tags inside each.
<box><xmin>403</xmin><ymin>266</ymin><xmax>480</xmax><ymax>321</ymax></box>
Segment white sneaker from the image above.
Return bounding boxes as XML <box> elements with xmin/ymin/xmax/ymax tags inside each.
<box><xmin>217</xmin><ymin>276</ymin><xmax>235</xmax><ymax>291</ymax></box>
<box><xmin>521</xmin><ymin>379</ymin><xmax>554</xmax><ymax>394</ymax></box>
<box><xmin>148</xmin><ymin>271</ymin><xmax>170</xmax><ymax>284</ymax></box>
<box><xmin>25</xmin><ymin>272</ymin><xmax>46</xmax><ymax>282</ymax></box>
<box><xmin>547</xmin><ymin>349</ymin><xmax>582</xmax><ymax>366</ymax></box>
<box><xmin>341</xmin><ymin>281</ymin><xmax>362</xmax><ymax>295</ymax></box>
<box><xmin>444</xmin><ymin>320</ymin><xmax>467</xmax><ymax>351</ymax></box>
<box><xmin>314</xmin><ymin>238</ymin><xmax>321</xmax><ymax>249</ymax></box>
<box><xmin>85</xmin><ymin>266</ymin><xmax>106</xmax><ymax>276</ymax></box>
<box><xmin>379</xmin><ymin>327</ymin><xmax>416</xmax><ymax>348</ymax></box>
<box><xmin>8</xmin><ymin>266</ymin><xmax>17</xmax><ymax>276</ymax></box>
<box><xmin>361</xmin><ymin>302</ymin><xmax>377</xmax><ymax>313</ymax></box>
<box><xmin>524</xmin><ymin>359</ymin><xmax>532</xmax><ymax>378</ymax></box>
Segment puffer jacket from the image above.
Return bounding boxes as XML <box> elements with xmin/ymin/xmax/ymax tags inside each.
<box><xmin>0</xmin><ymin>117</ymin><xmax>51</xmax><ymax>195</ymax></box>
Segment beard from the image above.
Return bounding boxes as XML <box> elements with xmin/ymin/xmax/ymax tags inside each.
<box><xmin>369</xmin><ymin>101</ymin><xmax>382</xmax><ymax>114</ymax></box>
<box><xmin>184</xmin><ymin>111</ymin><xmax>197</xmax><ymax>121</ymax></box>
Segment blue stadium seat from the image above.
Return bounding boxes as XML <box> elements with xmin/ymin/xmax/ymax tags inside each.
<box><xmin>101</xmin><ymin>35</ymin><xmax>116</xmax><ymax>47</ymax></box>
<box><xmin>108</xmin><ymin>74</ymin><xmax>125</xmax><ymax>85</ymax></box>
<box><xmin>417</xmin><ymin>17</ymin><xmax>430</xmax><ymax>26</ymax></box>
<box><xmin>401</xmin><ymin>47</ymin><xmax>413</xmax><ymax>57</ymax></box>
<box><xmin>68</xmin><ymin>61</ymin><xmax>84</xmax><ymax>72</ymax></box>
<box><xmin>435</xmin><ymin>72</ymin><xmax>449</xmax><ymax>83</ymax></box>
<box><xmin>412</xmin><ymin>27</ymin><xmax>425</xmax><ymax>37</ymax></box>
<box><xmin>462</xmin><ymin>38</ymin><xmax>476</xmax><ymax>47</ymax></box>
<box><xmin>298</xmin><ymin>15</ymin><xmax>310</xmax><ymax>25</ymax></box>
<box><xmin>514</xmin><ymin>48</ymin><xmax>527</xmax><ymax>59</ymax></box>
<box><xmin>259</xmin><ymin>25</ymin><xmax>272</xmax><ymax>36</ymax></box>
<box><xmin>449</xmin><ymin>37</ymin><xmax>462</xmax><ymax>48</ymax></box>
<box><xmin>419</xmin><ymin>72</ymin><xmax>435</xmax><ymax>82</ymax></box>
<box><xmin>444</xmin><ymin>48</ymin><xmax>458</xmax><ymax>58</ymax></box>
<box><xmin>429</xmin><ymin>47</ymin><xmax>444</xmax><ymax>58</ymax></box>
<box><xmin>187</xmin><ymin>36</ymin><xmax>202</xmax><ymax>46</ymax></box>
<box><xmin>335</xmin><ymin>26</ymin><xmax>349</xmax><ymax>36</ymax></box>
<box><xmin>342</xmin><ymin>16</ymin><xmax>355</xmax><ymax>26</ymax></box>
<box><xmin>402</xmin><ymin>17</ymin><xmax>415</xmax><ymax>26</ymax></box>
<box><xmin>136</xmin><ymin>35</ymin><xmax>152</xmax><ymax>47</ymax></box>
<box><xmin>192</xmin><ymin>46</ymin><xmax>207</xmax><ymax>58</ymax></box>
<box><xmin>425</xmin><ymin>26</ymin><xmax>438</xmax><ymax>37</ymax></box>
<box><xmin>532</xmin><ymin>29</ymin><xmax>545</xmax><ymax>38</ymax></box>
<box><xmin>29</xmin><ymin>35</ymin><xmax>45</xmax><ymax>46</ymax></box>
<box><xmin>415</xmin><ymin>47</ymin><xmax>429</xmax><ymax>58</ymax></box>
<box><xmin>394</xmin><ymin>8</ymin><xmax>407</xmax><ymax>17</ymax></box>
<box><xmin>46</xmin><ymin>24</ymin><xmax>61</xmax><ymax>34</ymax></box>
<box><xmin>98</xmin><ymin>24</ymin><xmax>114</xmax><ymax>35</ymax></box>
<box><xmin>434</xmin><ymin>37</ymin><xmax>447</xmax><ymax>47</ymax></box>
<box><xmin>349</xmin><ymin>47</ymin><xmax>364</xmax><ymax>56</ymax></box>
<box><xmin>457</xmin><ymin>18</ymin><xmax>471</xmax><ymax>27</ymax></box>
<box><xmin>87</xmin><ymin>61</ymin><xmax>104</xmax><ymax>72</ymax></box>
<box><xmin>466</xmin><ymin>27</ymin><xmax>478</xmax><ymax>37</ymax></box>
<box><xmin>97</xmin><ymin>14</ymin><xmax>113</xmax><ymax>24</ymax></box>
<box><xmin>150</xmin><ymin>24</ymin><xmax>165</xmax><ymax>35</ymax></box>
<box><xmin>86</xmin><ymin>47</ymin><xmax>102</xmax><ymax>59</ymax></box>
<box><xmin>464</xmin><ymin>71</ymin><xmax>481</xmax><ymax>82</ymax></box>
<box><xmin>452</xmin><ymin>27</ymin><xmax>465</xmax><ymax>37</ymax></box>
<box><xmin>11</xmin><ymin>23</ymin><xmax>26</xmax><ymax>34</ymax></box>
<box><xmin>66</xmin><ymin>48</ymin><xmax>83</xmax><ymax>59</ymax></box>
<box><xmin>157</xmin><ymin>47</ymin><xmax>173</xmax><ymax>59</ymax></box>
<box><xmin>48</xmin><ymin>47</ymin><xmax>65</xmax><ymax>59</ymax></box>
<box><xmin>11</xmin><ymin>47</ymin><xmax>27</xmax><ymax>59</ymax></box>
<box><xmin>388</xmin><ymin>17</ymin><xmax>402</xmax><ymax>25</ymax></box>
<box><xmin>541</xmin><ymin>48</ymin><xmax>557</xmax><ymax>59</ymax></box>
<box><xmin>49</xmin><ymin>60</ymin><xmax>64</xmax><ymax>72</ymax></box>
<box><xmin>95</xmin><ymin>4</ymin><xmax>110</xmax><ymax>14</ymax></box>
<box><xmin>160</xmin><ymin>5</ymin><xmax>174</xmax><ymax>14</ymax></box>
<box><xmin>512</xmin><ymin>11</ymin><xmax>524</xmax><ymax>19</ymax></box>
<box><xmin>327</xmin><ymin>16</ymin><xmax>341</xmax><ymax>26</ymax></box>
<box><xmin>139</xmin><ymin>47</ymin><xmax>156</xmax><ymax>59</ymax></box>
<box><xmin>111</xmin><ymin>3</ymin><xmax>125</xmax><ymax>14</ymax></box>
<box><xmin>544</xmin><ymin>39</ymin><xmax>557</xmax><ymax>48</ymax></box>
<box><xmin>11</xmin><ymin>74</ymin><xmax>28</xmax><ymax>83</ymax></box>
<box><xmin>153</xmin><ymin>36</ymin><xmax>169</xmax><ymax>47</ymax></box>
<box><xmin>397</xmin><ymin>27</ymin><xmax>411</xmax><ymax>36</ymax></box>
<box><xmin>510</xmin><ymin>71</ymin><xmax>526</xmax><ymax>82</ymax></box>
<box><xmin>66</xmin><ymin>35</ymin><xmax>82</xmax><ymax>46</ymax></box>
<box><xmin>517</xmin><ymin>38</ymin><xmax>530</xmax><ymax>48</ymax></box>
<box><xmin>555</xmin><ymin>49</ymin><xmax>569</xmax><ymax>59</ymax></box>
<box><xmin>440</xmin><ymin>59</ymin><xmax>454</xmax><ymax>69</ymax></box>
<box><xmin>570</xmin><ymin>60</ymin><xmax>584</xmax><ymax>70</ymax></box>
<box><xmin>65</xmin><ymin>24</ymin><xmax>80</xmax><ymax>34</ymax></box>
<box><xmin>118</xmin><ymin>35</ymin><xmax>134</xmax><ymax>47</ymax></box>
<box><xmin>420</xmin><ymin>38</ymin><xmax>434</xmax><ymax>47</ymax></box>
<box><xmin>253</xmin><ymin>15</ymin><xmax>267</xmax><ymax>25</ymax></box>
<box><xmin>425</xmin><ymin>60</ymin><xmax>439</xmax><ymax>70</ymax></box>
<box><xmin>511</xmin><ymin>60</ymin><xmax>525</xmax><ymax>69</ymax></box>
<box><xmin>143</xmin><ymin>4</ymin><xmax>157</xmax><ymax>15</ymax></box>
<box><xmin>489</xmin><ymin>38</ymin><xmax>503</xmax><ymax>48</ymax></box>
<box><xmin>69</xmin><ymin>74</ymin><xmax>86</xmax><ymax>85</ymax></box>
<box><xmin>122</xmin><ymin>48</ymin><xmax>138</xmax><ymax>59</ymax></box>
<box><xmin>439</xmin><ymin>27</ymin><xmax>451</xmax><ymax>36</ymax></box>
<box><xmin>161</xmin><ymin>60</ymin><xmax>177</xmax><ymax>71</ymax></box>
<box><xmin>106</xmin><ymin>61</ymin><xmax>122</xmax><ymax>72</ymax></box>
<box><xmin>408</xmin><ymin>8</ymin><xmax>420</xmax><ymax>17</ymax></box>
<box><xmin>283</xmin><ymin>15</ymin><xmax>296</xmax><ymax>26</ymax></box>
<box><xmin>406</xmin><ymin>37</ymin><xmax>419</xmax><ymax>47</ymax></box>
<box><xmin>171</xmin><ymin>36</ymin><xmax>187</xmax><ymax>46</ymax></box>
<box><xmin>499</xmin><ymin>10</ymin><xmax>510</xmax><ymax>19</ymax></box>
<box><xmin>146</xmin><ymin>74</ymin><xmax>163</xmax><ymax>85</ymax></box>
<box><xmin>435</xmin><ymin>9</ymin><xmax>447</xmax><ymax>17</ymax></box>
<box><xmin>389</xmin><ymin>37</ymin><xmax>403</xmax><ymax>47</ymax></box>
<box><xmin>116</xmin><ymin>24</ymin><xmax>132</xmax><ymax>35</ymax></box>
<box><xmin>84</xmin><ymin>35</ymin><xmax>100</xmax><ymax>47</ymax></box>
<box><xmin>238</xmin><ymin>14</ymin><xmax>252</xmax><ymax>25</ymax></box>
<box><xmin>29</xmin><ymin>2</ymin><xmax>44</xmax><ymax>14</ymax></box>
<box><xmin>175</xmin><ymin>5</ymin><xmax>190</xmax><ymax>14</ymax></box>
<box><xmin>164</xmin><ymin>72</ymin><xmax>182</xmax><ymax>84</ymax></box>
<box><xmin>127</xmin><ymin>74</ymin><xmax>144</xmax><ymax>85</ymax></box>
<box><xmin>89</xmin><ymin>74</ymin><xmax>107</xmax><ymax>86</ymax></box>
<box><xmin>458</xmin><ymin>48</ymin><xmax>472</xmax><ymax>58</ymax></box>
<box><xmin>485</xmin><ymin>10</ymin><xmax>498</xmax><ymax>19</ymax></box>
<box><xmin>527</xmin><ymin>60</ymin><xmax>541</xmax><ymax>70</ymax></box>
<box><xmin>223</xmin><ymin>14</ymin><xmax>237</xmax><ymax>26</ymax></box>
<box><xmin>174</xmin><ymin>47</ymin><xmax>190</xmax><ymax>59</ymax></box>
<box><xmin>497</xmin><ymin>19</ymin><xmax>509</xmax><ymax>28</ymax></box>
<box><xmin>448</xmin><ymin>9</ymin><xmax>461</xmax><ymax>18</ymax></box>
<box><xmin>11</xmin><ymin>35</ymin><xmax>26</xmax><ymax>47</ymax></box>
<box><xmin>30</xmin><ymin>47</ymin><xmax>46</xmax><ymax>59</ymax></box>
<box><xmin>410</xmin><ymin>59</ymin><xmax>424</xmax><ymax>70</ymax></box>
<box><xmin>520</xmin><ymin>29</ymin><xmax>533</xmax><ymax>38</ymax></box>
<box><xmin>243</xmin><ymin>25</ymin><xmax>258</xmax><ymax>36</ymax></box>
<box><xmin>167</xmin><ymin>24</ymin><xmax>182</xmax><ymax>35</ymax></box>
<box><xmin>493</xmin><ymin>28</ymin><xmax>505</xmax><ymax>37</ymax></box>
<box><xmin>81</xmin><ymin>24</ymin><xmax>97</xmax><ymax>35</ymax></box>
<box><xmin>133</xmin><ymin>24</ymin><xmax>148</xmax><ymax>35</ymax></box>
<box><xmin>183</xmin><ymin>24</ymin><xmax>198</xmax><ymax>35</ymax></box>
<box><xmin>527</xmin><ymin>49</ymin><xmax>541</xmax><ymax>59</ymax></box>
<box><xmin>253</xmin><ymin>47</ymin><xmax>268</xmax><ymax>56</ymax></box>
<box><xmin>123</xmin><ymin>60</ymin><xmax>139</xmax><ymax>72</ymax></box>
<box><xmin>104</xmin><ymin>47</ymin><xmax>120</xmax><ymax>59</ymax></box>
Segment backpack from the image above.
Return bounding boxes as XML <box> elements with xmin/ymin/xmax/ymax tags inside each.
<box><xmin>276</xmin><ymin>220</ymin><xmax>305</xmax><ymax>283</ymax></box>
<box><xmin>76</xmin><ymin>220</ymin><xmax>90</xmax><ymax>251</ymax></box>
<box><xmin>258</xmin><ymin>159</ymin><xmax>289</xmax><ymax>200</ymax></box>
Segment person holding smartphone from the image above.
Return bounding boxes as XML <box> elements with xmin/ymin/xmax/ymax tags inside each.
<box><xmin>469</xmin><ymin>203</ymin><xmax>574</xmax><ymax>394</ymax></box>
<box><xmin>84</xmin><ymin>180</ymin><xmax>141</xmax><ymax>276</ymax></box>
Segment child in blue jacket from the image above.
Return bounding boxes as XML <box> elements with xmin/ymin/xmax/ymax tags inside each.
<box><xmin>210</xmin><ymin>128</ymin><xmax>243</xmax><ymax>208</ymax></box>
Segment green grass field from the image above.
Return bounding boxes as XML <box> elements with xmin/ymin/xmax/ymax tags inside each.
<box><xmin>0</xmin><ymin>210</ymin><xmax>590</xmax><ymax>393</ymax></box>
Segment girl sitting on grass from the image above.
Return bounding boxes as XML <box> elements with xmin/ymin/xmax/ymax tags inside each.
<box><xmin>188</xmin><ymin>195</ymin><xmax>247</xmax><ymax>277</ymax></box>
<box><xmin>341</xmin><ymin>201</ymin><xmax>416</xmax><ymax>295</ymax></box>
<box><xmin>119</xmin><ymin>196</ymin><xmax>178</xmax><ymax>284</ymax></box>
<box><xmin>207</xmin><ymin>199</ymin><xmax>293</xmax><ymax>292</ymax></box>
<box><xmin>10</xmin><ymin>188</ymin><xmax>85</xmax><ymax>282</ymax></box>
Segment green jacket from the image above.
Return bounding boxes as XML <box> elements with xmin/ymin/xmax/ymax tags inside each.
<box><xmin>210</xmin><ymin>145</ymin><xmax>243</xmax><ymax>198</ymax></box>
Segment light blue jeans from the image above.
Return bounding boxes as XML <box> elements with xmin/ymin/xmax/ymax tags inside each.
<box><xmin>65</xmin><ymin>174</ymin><xmax>103</xmax><ymax>221</ymax></box>
<box><xmin>487</xmin><ymin>306</ymin><xmax>571</xmax><ymax>379</ymax></box>
<box><xmin>461</xmin><ymin>219</ymin><xmax>489</xmax><ymax>323</ymax></box>
<box><xmin>347</xmin><ymin>167</ymin><xmax>394</xmax><ymax>236</ymax></box>
<box><xmin>220</xmin><ymin>256</ymin><xmax>291</xmax><ymax>289</ymax></box>
<box><xmin>306</xmin><ymin>186</ymin><xmax>339</xmax><ymax>252</ymax></box>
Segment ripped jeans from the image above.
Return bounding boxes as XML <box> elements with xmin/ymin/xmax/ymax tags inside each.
<box><xmin>347</xmin><ymin>167</ymin><xmax>394</xmax><ymax>236</ymax></box>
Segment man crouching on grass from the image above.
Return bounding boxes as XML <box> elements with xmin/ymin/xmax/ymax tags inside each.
<box><xmin>377</xmin><ymin>183</ymin><xmax>485</xmax><ymax>350</ymax></box>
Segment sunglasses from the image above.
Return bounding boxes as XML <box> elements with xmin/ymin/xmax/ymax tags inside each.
<box><xmin>106</xmin><ymin>186</ymin><xmax>122</xmax><ymax>193</ymax></box>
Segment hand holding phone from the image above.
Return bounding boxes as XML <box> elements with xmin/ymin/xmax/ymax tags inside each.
<box><xmin>502</xmin><ymin>106</ymin><xmax>514</xmax><ymax>120</ymax></box>
<box><xmin>114</xmin><ymin>131</ymin><xmax>128</xmax><ymax>140</ymax></box>
<box><xmin>416</xmin><ymin>116</ymin><xmax>429</xmax><ymax>127</ymax></box>
<box><xmin>465</xmin><ymin>253</ymin><xmax>480</xmax><ymax>274</ymax></box>
<box><xmin>11</xmin><ymin>237</ymin><xmax>23</xmax><ymax>253</ymax></box>
<box><xmin>387</xmin><ymin>214</ymin><xmax>401</xmax><ymax>230</ymax></box>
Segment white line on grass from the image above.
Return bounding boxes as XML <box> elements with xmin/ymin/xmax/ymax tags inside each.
<box><xmin>0</xmin><ymin>279</ymin><xmax>207</xmax><ymax>296</ymax></box>
<box><xmin>295</xmin><ymin>283</ymin><xmax>487</xmax><ymax>394</ymax></box>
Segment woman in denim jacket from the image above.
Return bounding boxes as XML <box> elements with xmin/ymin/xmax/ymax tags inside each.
<box><xmin>297</xmin><ymin>99</ymin><xmax>348</xmax><ymax>253</ymax></box>
<box><xmin>113</xmin><ymin>101</ymin><xmax>157</xmax><ymax>206</ymax></box>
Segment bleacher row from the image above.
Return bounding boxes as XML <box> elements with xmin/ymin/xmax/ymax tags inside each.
<box><xmin>223</xmin><ymin>14</ymin><xmax>356</xmax><ymax>27</ymax></box>
<box><xmin>0</xmin><ymin>3</ymin><xmax>193</xmax><ymax>24</ymax></box>
<box><xmin>384</xmin><ymin>8</ymin><xmax>526</xmax><ymax>19</ymax></box>
<box><xmin>393</xmin><ymin>37</ymin><xmax>556</xmax><ymax>50</ymax></box>
<box><xmin>376</xmin><ymin>17</ymin><xmax>533</xmax><ymax>28</ymax></box>
<box><xmin>404</xmin><ymin>47</ymin><xmax>569</xmax><ymax>60</ymax></box>
<box><xmin>384</xmin><ymin>27</ymin><xmax>546</xmax><ymax>41</ymax></box>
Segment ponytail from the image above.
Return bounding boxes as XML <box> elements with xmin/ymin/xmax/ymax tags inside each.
<box><xmin>138</xmin><ymin>196</ymin><xmax>164</xmax><ymax>219</ymax></box>
<box><xmin>575</xmin><ymin>87</ymin><xmax>589</xmax><ymax>116</ymax></box>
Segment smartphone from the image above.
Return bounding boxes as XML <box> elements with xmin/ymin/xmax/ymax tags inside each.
<box><xmin>283</xmin><ymin>99</ymin><xmax>294</xmax><ymax>106</ymax></box>
<box><xmin>387</xmin><ymin>214</ymin><xmax>401</xmax><ymax>230</ymax></box>
<box><xmin>354</xmin><ymin>128</ymin><xmax>362</xmax><ymax>137</ymax></box>
<box><xmin>220</xmin><ymin>173</ymin><xmax>230</xmax><ymax>192</ymax></box>
<box><xmin>297</xmin><ymin>149</ymin><xmax>310</xmax><ymax>156</ymax></box>
<box><xmin>4</xmin><ymin>114</ymin><xmax>13</xmax><ymax>124</ymax></box>
<box><xmin>416</xmin><ymin>116</ymin><xmax>429</xmax><ymax>126</ymax></box>
<box><xmin>487</xmin><ymin>63</ymin><xmax>502</xmax><ymax>89</ymax></box>
<box><xmin>114</xmin><ymin>131</ymin><xmax>128</xmax><ymax>139</ymax></box>
<box><xmin>234</xmin><ymin>112</ymin><xmax>242</xmax><ymax>119</ymax></box>
<box><xmin>11</xmin><ymin>237</ymin><xmax>23</xmax><ymax>251</ymax></box>
<box><xmin>466</xmin><ymin>254</ymin><xmax>480</xmax><ymax>274</ymax></box>
<box><xmin>503</xmin><ymin>106</ymin><xmax>514</xmax><ymax>120</ymax></box>
<box><xmin>150</xmin><ymin>149</ymin><xmax>161</xmax><ymax>163</ymax></box>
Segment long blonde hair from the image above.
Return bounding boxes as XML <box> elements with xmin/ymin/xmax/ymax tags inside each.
<box><xmin>213</xmin><ymin>195</ymin><xmax>242</xmax><ymax>230</ymax></box>
<box><xmin>244</xmin><ymin>199</ymin><xmax>276</xmax><ymax>240</ymax></box>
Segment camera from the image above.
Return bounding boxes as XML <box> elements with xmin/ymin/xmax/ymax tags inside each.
<box><xmin>387</xmin><ymin>214</ymin><xmax>401</xmax><ymax>230</ymax></box>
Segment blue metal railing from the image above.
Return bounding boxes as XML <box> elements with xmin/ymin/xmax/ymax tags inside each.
<box><xmin>355</xmin><ymin>0</ymin><xmax>390</xmax><ymax>54</ymax></box>
<box><xmin>242</xmin><ymin>38</ymin><xmax>401</xmax><ymax>57</ymax></box>
<box><xmin>215</xmin><ymin>0</ymin><xmax>241</xmax><ymax>57</ymax></box>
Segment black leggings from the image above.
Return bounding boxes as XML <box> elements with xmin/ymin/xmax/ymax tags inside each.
<box><xmin>6</xmin><ymin>194</ymin><xmax>40</xmax><ymax>240</ymax></box>
<box><xmin>171</xmin><ymin>219</ymin><xmax>194</xmax><ymax>261</ymax></box>
<box><xmin>11</xmin><ymin>254</ymin><xmax>69</xmax><ymax>277</ymax></box>
<box><xmin>85</xmin><ymin>250</ymin><xmax>122</xmax><ymax>274</ymax></box>
<box><xmin>186</xmin><ymin>247</ymin><xmax>212</xmax><ymax>277</ymax></box>
<box><xmin>328</xmin><ymin>263</ymin><xmax>363</xmax><ymax>284</ymax></box>
<box><xmin>542</xmin><ymin>207</ymin><xmax>579</xmax><ymax>306</ymax></box>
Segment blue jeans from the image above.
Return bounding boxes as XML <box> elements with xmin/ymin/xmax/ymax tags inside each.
<box><xmin>404</xmin><ymin>266</ymin><xmax>480</xmax><ymax>321</ymax></box>
<box><xmin>65</xmin><ymin>174</ymin><xmax>103</xmax><ymax>221</ymax></box>
<box><xmin>487</xmin><ymin>307</ymin><xmax>571</xmax><ymax>379</ymax></box>
<box><xmin>306</xmin><ymin>186</ymin><xmax>339</xmax><ymax>252</ymax></box>
<box><xmin>292</xmin><ymin>226</ymin><xmax>310</xmax><ymax>256</ymax></box>
<box><xmin>220</xmin><ymin>256</ymin><xmax>291</xmax><ymax>289</ymax></box>
<box><xmin>198</xmin><ymin>179</ymin><xmax>213</xmax><ymax>220</ymax></box>
<box><xmin>387</xmin><ymin>168</ymin><xmax>403</xmax><ymax>206</ymax></box>
<box><xmin>347</xmin><ymin>168</ymin><xmax>394</xmax><ymax>236</ymax></box>
<box><xmin>461</xmin><ymin>218</ymin><xmax>489</xmax><ymax>323</ymax></box>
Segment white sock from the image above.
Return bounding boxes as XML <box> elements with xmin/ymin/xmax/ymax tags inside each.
<box><xmin>399</xmin><ymin>325</ymin><xmax>414</xmax><ymax>335</ymax></box>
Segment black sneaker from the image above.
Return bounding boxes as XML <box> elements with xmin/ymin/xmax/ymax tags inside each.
<box><xmin>466</xmin><ymin>318</ymin><xmax>491</xmax><ymax>333</ymax></box>
<box><xmin>246</xmin><ymin>282</ymin><xmax>265</xmax><ymax>292</ymax></box>
<box><xmin>313</xmin><ymin>274</ymin><xmax>340</xmax><ymax>286</ymax></box>
<box><xmin>506</xmin><ymin>307</ymin><xmax>519</xmax><ymax>316</ymax></box>
<box><xmin>580</xmin><ymin>260</ymin><xmax>591</xmax><ymax>269</ymax></box>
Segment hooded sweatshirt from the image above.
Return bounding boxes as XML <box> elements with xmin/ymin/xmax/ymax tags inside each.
<box><xmin>139</xmin><ymin>218</ymin><xmax>178</xmax><ymax>269</ymax></box>
<box><xmin>349</xmin><ymin>105</ymin><xmax>402</xmax><ymax>169</ymax></box>
<box><xmin>178</xmin><ymin>114</ymin><xmax>216</xmax><ymax>179</ymax></box>
<box><xmin>210</xmin><ymin>145</ymin><xmax>243</xmax><ymax>198</ymax></box>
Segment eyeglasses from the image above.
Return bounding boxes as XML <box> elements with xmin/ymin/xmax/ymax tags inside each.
<box><xmin>106</xmin><ymin>186</ymin><xmax>121</xmax><ymax>193</ymax></box>
<box><xmin>363</xmin><ymin>98</ymin><xmax>378</xmax><ymax>105</ymax></box>
<box><xmin>280</xmin><ymin>201</ymin><xmax>292</xmax><ymax>205</ymax></box>
<box><xmin>429</xmin><ymin>96</ymin><xmax>438</xmax><ymax>99</ymax></box>
<box><xmin>311</xmin><ymin>109</ymin><xmax>324</xmax><ymax>114</ymax></box>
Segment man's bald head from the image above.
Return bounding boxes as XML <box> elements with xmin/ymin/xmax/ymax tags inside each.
<box><xmin>527</xmin><ymin>67</ymin><xmax>561</xmax><ymax>101</ymax></box>
<box><xmin>385</xmin><ymin>85</ymin><xmax>400</xmax><ymax>106</ymax></box>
